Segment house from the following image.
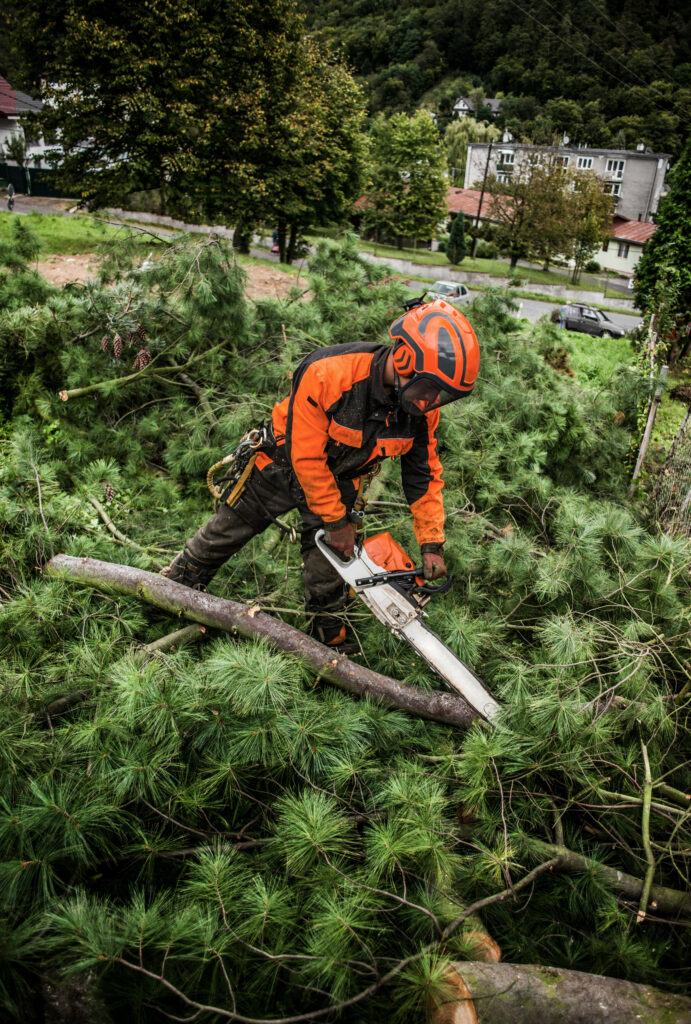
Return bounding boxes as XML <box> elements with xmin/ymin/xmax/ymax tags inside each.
<box><xmin>464</xmin><ymin>142</ymin><xmax>670</xmax><ymax>223</ymax></box>
<box><xmin>445</xmin><ymin>187</ymin><xmax>498</xmax><ymax>226</ymax></box>
<box><xmin>0</xmin><ymin>75</ymin><xmax>47</xmax><ymax>191</ymax></box>
<box><xmin>600</xmin><ymin>217</ymin><xmax>657</xmax><ymax>276</ymax></box>
<box><xmin>453</xmin><ymin>96</ymin><xmax>503</xmax><ymax>119</ymax></box>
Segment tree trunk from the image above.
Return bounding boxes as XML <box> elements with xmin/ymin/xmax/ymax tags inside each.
<box><xmin>277</xmin><ymin>219</ymin><xmax>287</xmax><ymax>263</ymax></box>
<box><xmin>431</xmin><ymin>961</ymin><xmax>691</xmax><ymax>1024</ymax></box>
<box><xmin>232</xmin><ymin>216</ymin><xmax>252</xmax><ymax>255</ymax></box>
<box><xmin>45</xmin><ymin>555</ymin><xmax>476</xmax><ymax>730</ymax></box>
<box><xmin>286</xmin><ymin>223</ymin><xmax>298</xmax><ymax>264</ymax></box>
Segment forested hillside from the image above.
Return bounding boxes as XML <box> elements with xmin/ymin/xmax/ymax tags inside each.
<box><xmin>1</xmin><ymin>221</ymin><xmax>690</xmax><ymax>1021</ymax></box>
<box><xmin>300</xmin><ymin>0</ymin><xmax>690</xmax><ymax>154</ymax></box>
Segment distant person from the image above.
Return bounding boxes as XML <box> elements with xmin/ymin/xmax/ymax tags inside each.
<box><xmin>7</xmin><ymin>182</ymin><xmax>15</xmax><ymax>211</ymax></box>
<box><xmin>558</xmin><ymin>303</ymin><xmax>568</xmax><ymax>329</ymax></box>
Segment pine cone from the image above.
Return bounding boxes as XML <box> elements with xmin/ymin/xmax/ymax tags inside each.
<box><xmin>101</xmin><ymin>334</ymin><xmax>109</xmax><ymax>353</ymax></box>
<box><xmin>104</xmin><ymin>481</ymin><xmax>115</xmax><ymax>504</ymax></box>
<box><xmin>113</xmin><ymin>332</ymin><xmax>123</xmax><ymax>359</ymax></box>
<box><xmin>135</xmin><ymin>323</ymin><xmax>147</xmax><ymax>343</ymax></box>
<box><xmin>132</xmin><ymin>348</ymin><xmax>152</xmax><ymax>371</ymax></box>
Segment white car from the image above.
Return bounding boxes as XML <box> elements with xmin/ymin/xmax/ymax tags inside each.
<box><xmin>427</xmin><ymin>280</ymin><xmax>470</xmax><ymax>303</ymax></box>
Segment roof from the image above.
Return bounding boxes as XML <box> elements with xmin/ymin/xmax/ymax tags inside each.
<box><xmin>611</xmin><ymin>217</ymin><xmax>657</xmax><ymax>244</ymax></box>
<box><xmin>467</xmin><ymin>141</ymin><xmax>671</xmax><ymax>161</ymax></box>
<box><xmin>454</xmin><ymin>96</ymin><xmax>502</xmax><ymax>113</ymax></box>
<box><xmin>0</xmin><ymin>75</ymin><xmax>42</xmax><ymax>116</ymax></box>
<box><xmin>445</xmin><ymin>187</ymin><xmax>498</xmax><ymax>220</ymax></box>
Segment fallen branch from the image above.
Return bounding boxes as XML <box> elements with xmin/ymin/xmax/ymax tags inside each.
<box><xmin>529</xmin><ymin>838</ymin><xmax>691</xmax><ymax>918</ymax></box>
<box><xmin>433</xmin><ymin>961</ymin><xmax>691</xmax><ymax>1024</ymax></box>
<box><xmin>45</xmin><ymin>555</ymin><xmax>477</xmax><ymax>729</ymax></box>
<box><xmin>85</xmin><ymin>495</ymin><xmax>170</xmax><ymax>554</ymax></box>
<box><xmin>58</xmin><ymin>340</ymin><xmax>228</xmax><ymax>401</ymax></box>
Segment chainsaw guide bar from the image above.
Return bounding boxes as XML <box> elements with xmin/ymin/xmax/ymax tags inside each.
<box><xmin>315</xmin><ymin>531</ymin><xmax>500</xmax><ymax>722</ymax></box>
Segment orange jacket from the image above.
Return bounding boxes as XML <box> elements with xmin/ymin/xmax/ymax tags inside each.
<box><xmin>270</xmin><ymin>343</ymin><xmax>445</xmax><ymax>547</ymax></box>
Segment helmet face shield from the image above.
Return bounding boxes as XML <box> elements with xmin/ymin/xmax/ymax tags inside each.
<box><xmin>398</xmin><ymin>374</ymin><xmax>462</xmax><ymax>416</ymax></box>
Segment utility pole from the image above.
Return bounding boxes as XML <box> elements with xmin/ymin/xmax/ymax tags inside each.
<box><xmin>471</xmin><ymin>140</ymin><xmax>493</xmax><ymax>259</ymax></box>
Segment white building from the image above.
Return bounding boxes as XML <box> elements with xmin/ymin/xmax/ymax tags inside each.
<box><xmin>464</xmin><ymin>141</ymin><xmax>670</xmax><ymax>223</ymax></box>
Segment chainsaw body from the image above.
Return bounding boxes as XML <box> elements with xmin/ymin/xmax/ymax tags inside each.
<box><xmin>315</xmin><ymin>530</ymin><xmax>500</xmax><ymax>722</ymax></box>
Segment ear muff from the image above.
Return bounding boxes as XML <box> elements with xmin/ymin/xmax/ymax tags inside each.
<box><xmin>392</xmin><ymin>341</ymin><xmax>416</xmax><ymax>376</ymax></box>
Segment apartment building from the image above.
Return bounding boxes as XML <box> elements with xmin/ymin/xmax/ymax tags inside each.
<box><xmin>464</xmin><ymin>142</ymin><xmax>670</xmax><ymax>223</ymax></box>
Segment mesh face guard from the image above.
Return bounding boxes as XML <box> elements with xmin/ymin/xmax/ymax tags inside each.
<box><xmin>397</xmin><ymin>374</ymin><xmax>468</xmax><ymax>416</ymax></box>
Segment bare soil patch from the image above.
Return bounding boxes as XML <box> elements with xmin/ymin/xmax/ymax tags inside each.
<box><xmin>244</xmin><ymin>263</ymin><xmax>309</xmax><ymax>301</ymax></box>
<box><xmin>35</xmin><ymin>253</ymin><xmax>306</xmax><ymax>300</ymax></box>
<box><xmin>36</xmin><ymin>253</ymin><xmax>100</xmax><ymax>286</ymax></box>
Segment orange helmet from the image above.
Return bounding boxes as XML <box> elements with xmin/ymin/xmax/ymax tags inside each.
<box><xmin>388</xmin><ymin>299</ymin><xmax>480</xmax><ymax>416</ymax></box>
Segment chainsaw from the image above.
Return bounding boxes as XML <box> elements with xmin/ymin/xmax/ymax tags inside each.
<box><xmin>315</xmin><ymin>530</ymin><xmax>500</xmax><ymax>722</ymax></box>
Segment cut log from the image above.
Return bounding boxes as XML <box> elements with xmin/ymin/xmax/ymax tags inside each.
<box><xmin>45</xmin><ymin>555</ymin><xmax>476</xmax><ymax>730</ymax></box>
<box><xmin>431</xmin><ymin>961</ymin><xmax>691</xmax><ymax>1024</ymax></box>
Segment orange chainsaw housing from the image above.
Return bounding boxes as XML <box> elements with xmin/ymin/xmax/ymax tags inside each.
<box><xmin>363</xmin><ymin>532</ymin><xmax>424</xmax><ymax>586</ymax></box>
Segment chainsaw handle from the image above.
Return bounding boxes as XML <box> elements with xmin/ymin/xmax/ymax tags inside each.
<box><xmin>413</xmin><ymin>573</ymin><xmax>455</xmax><ymax>597</ymax></box>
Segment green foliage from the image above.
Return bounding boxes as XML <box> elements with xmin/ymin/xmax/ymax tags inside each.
<box><xmin>0</xmin><ymin>231</ymin><xmax>689</xmax><ymax>1021</ymax></box>
<box><xmin>361</xmin><ymin>111</ymin><xmax>447</xmax><ymax>246</ymax></box>
<box><xmin>445</xmin><ymin>211</ymin><xmax>467</xmax><ymax>265</ymax></box>
<box><xmin>300</xmin><ymin>0</ymin><xmax>689</xmax><ymax>156</ymax></box>
<box><xmin>634</xmin><ymin>133</ymin><xmax>691</xmax><ymax>327</ymax></box>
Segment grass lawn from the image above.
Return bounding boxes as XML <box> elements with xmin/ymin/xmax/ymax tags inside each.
<box><xmin>562</xmin><ymin>331</ymin><xmax>634</xmax><ymax>387</ymax></box>
<box><xmin>0</xmin><ymin>211</ymin><xmax>151</xmax><ymax>254</ymax></box>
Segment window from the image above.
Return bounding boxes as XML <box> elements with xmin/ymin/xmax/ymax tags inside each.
<box><xmin>577</xmin><ymin>156</ymin><xmax>593</xmax><ymax>169</ymax></box>
<box><xmin>602</xmin><ymin>240</ymin><xmax>610</xmax><ymax>252</ymax></box>
<box><xmin>497</xmin><ymin>170</ymin><xmax>512</xmax><ymax>183</ymax></box>
<box><xmin>498</xmin><ymin>150</ymin><xmax>515</xmax><ymax>165</ymax></box>
<box><xmin>606</xmin><ymin>159</ymin><xmax>626</xmax><ymax>179</ymax></box>
<box><xmin>617</xmin><ymin>242</ymin><xmax>630</xmax><ymax>259</ymax></box>
<box><xmin>605</xmin><ymin>182</ymin><xmax>621</xmax><ymax>197</ymax></box>
<box><xmin>555</xmin><ymin>155</ymin><xmax>569</xmax><ymax>167</ymax></box>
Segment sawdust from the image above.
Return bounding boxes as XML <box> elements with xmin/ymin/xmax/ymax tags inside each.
<box><xmin>36</xmin><ymin>253</ymin><xmax>307</xmax><ymax>301</ymax></box>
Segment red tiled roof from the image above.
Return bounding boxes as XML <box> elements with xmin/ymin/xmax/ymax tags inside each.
<box><xmin>444</xmin><ymin>186</ymin><xmax>504</xmax><ymax>221</ymax></box>
<box><xmin>611</xmin><ymin>217</ymin><xmax>657</xmax><ymax>244</ymax></box>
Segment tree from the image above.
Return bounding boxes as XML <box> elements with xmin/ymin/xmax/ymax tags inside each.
<box><xmin>445</xmin><ymin>211</ymin><xmax>467</xmax><ymax>264</ymax></box>
<box><xmin>444</xmin><ymin>118</ymin><xmax>500</xmax><ymax>182</ymax></box>
<box><xmin>569</xmin><ymin>169</ymin><xmax>614</xmax><ymax>283</ymax></box>
<box><xmin>12</xmin><ymin>0</ymin><xmax>304</xmax><ymax>216</ymax></box>
<box><xmin>485</xmin><ymin>152</ymin><xmax>611</xmax><ymax>273</ymax></box>
<box><xmin>262</xmin><ymin>41</ymin><xmax>368</xmax><ymax>263</ymax></box>
<box><xmin>635</xmin><ymin>134</ymin><xmax>691</xmax><ymax>324</ymax></box>
<box><xmin>2</xmin><ymin>130</ymin><xmax>30</xmax><ymax>193</ymax></box>
<box><xmin>362</xmin><ymin>110</ymin><xmax>447</xmax><ymax>247</ymax></box>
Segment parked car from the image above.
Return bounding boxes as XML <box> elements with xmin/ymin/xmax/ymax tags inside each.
<box><xmin>427</xmin><ymin>281</ymin><xmax>470</xmax><ymax>303</ymax></box>
<box><xmin>550</xmin><ymin>303</ymin><xmax>626</xmax><ymax>338</ymax></box>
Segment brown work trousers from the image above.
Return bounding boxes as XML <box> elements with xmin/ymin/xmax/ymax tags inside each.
<box><xmin>167</xmin><ymin>458</ymin><xmax>357</xmax><ymax>642</ymax></box>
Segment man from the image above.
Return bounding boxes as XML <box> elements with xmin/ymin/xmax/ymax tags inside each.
<box><xmin>164</xmin><ymin>298</ymin><xmax>480</xmax><ymax>647</ymax></box>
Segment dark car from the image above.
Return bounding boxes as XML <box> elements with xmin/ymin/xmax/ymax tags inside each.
<box><xmin>551</xmin><ymin>303</ymin><xmax>626</xmax><ymax>338</ymax></box>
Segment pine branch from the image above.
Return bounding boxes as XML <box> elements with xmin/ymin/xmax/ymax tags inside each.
<box><xmin>636</xmin><ymin>742</ymin><xmax>656</xmax><ymax>924</ymax></box>
<box><xmin>111</xmin><ymin>860</ymin><xmax>559</xmax><ymax>1024</ymax></box>
<box><xmin>85</xmin><ymin>495</ymin><xmax>171</xmax><ymax>555</ymax></box>
<box><xmin>45</xmin><ymin>555</ymin><xmax>477</xmax><ymax>729</ymax></box>
<box><xmin>528</xmin><ymin>838</ymin><xmax>691</xmax><ymax>918</ymax></box>
<box><xmin>59</xmin><ymin>341</ymin><xmax>228</xmax><ymax>401</ymax></box>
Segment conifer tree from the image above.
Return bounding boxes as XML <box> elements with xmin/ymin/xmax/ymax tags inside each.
<box><xmin>445</xmin><ymin>211</ymin><xmax>467</xmax><ymax>264</ymax></box>
<box><xmin>0</xmin><ymin>223</ymin><xmax>689</xmax><ymax>1022</ymax></box>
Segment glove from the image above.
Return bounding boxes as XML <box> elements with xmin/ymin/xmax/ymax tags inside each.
<box><xmin>422</xmin><ymin>550</ymin><xmax>447</xmax><ymax>581</ymax></box>
<box><xmin>324</xmin><ymin>521</ymin><xmax>356</xmax><ymax>560</ymax></box>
